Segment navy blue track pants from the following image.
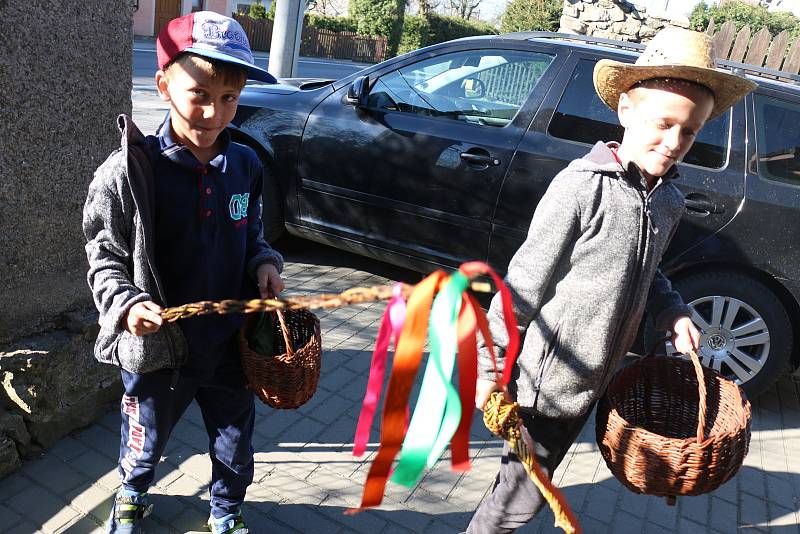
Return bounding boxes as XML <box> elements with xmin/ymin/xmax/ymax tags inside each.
<box><xmin>117</xmin><ymin>367</ymin><xmax>255</xmax><ymax>517</ymax></box>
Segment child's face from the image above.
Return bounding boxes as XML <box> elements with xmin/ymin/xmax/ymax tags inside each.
<box><xmin>617</xmin><ymin>83</ymin><xmax>715</xmax><ymax>182</ymax></box>
<box><xmin>156</xmin><ymin>60</ymin><xmax>243</xmax><ymax>160</ymax></box>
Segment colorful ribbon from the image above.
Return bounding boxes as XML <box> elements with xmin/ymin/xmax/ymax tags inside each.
<box><xmin>347</xmin><ymin>261</ymin><xmax>521</xmax><ymax>514</ymax></box>
<box><xmin>352</xmin><ymin>283</ymin><xmax>406</xmax><ymax>457</ymax></box>
<box><xmin>391</xmin><ymin>271</ymin><xmax>469</xmax><ymax>486</ymax></box>
<box><xmin>347</xmin><ymin>270</ymin><xmax>447</xmax><ymax>513</ymax></box>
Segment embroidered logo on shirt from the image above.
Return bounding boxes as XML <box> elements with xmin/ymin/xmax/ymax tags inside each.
<box><xmin>229</xmin><ymin>193</ymin><xmax>250</xmax><ymax>221</ymax></box>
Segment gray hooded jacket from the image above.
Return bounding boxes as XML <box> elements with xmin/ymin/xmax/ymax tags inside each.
<box><xmin>83</xmin><ymin>115</ymin><xmax>283</xmax><ymax>373</ymax></box>
<box><xmin>478</xmin><ymin>141</ymin><xmax>690</xmax><ymax>418</ymax></box>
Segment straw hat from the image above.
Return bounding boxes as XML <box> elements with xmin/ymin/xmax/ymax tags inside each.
<box><xmin>593</xmin><ymin>27</ymin><xmax>757</xmax><ymax>120</ymax></box>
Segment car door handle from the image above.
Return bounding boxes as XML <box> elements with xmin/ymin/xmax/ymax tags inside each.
<box><xmin>460</xmin><ymin>152</ymin><xmax>501</xmax><ymax>166</ymax></box>
<box><xmin>685</xmin><ymin>195</ymin><xmax>722</xmax><ymax>216</ymax></box>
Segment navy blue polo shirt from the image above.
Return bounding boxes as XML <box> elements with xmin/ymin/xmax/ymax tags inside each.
<box><xmin>146</xmin><ymin>115</ymin><xmax>264</xmax><ymax>378</ymax></box>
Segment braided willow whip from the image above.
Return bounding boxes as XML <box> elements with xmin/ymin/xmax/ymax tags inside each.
<box><xmin>483</xmin><ymin>392</ymin><xmax>582</xmax><ymax>534</ymax></box>
<box><xmin>160</xmin><ymin>281</ymin><xmax>492</xmax><ymax>322</ymax></box>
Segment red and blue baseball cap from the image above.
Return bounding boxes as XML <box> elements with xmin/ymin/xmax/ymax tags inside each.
<box><xmin>156</xmin><ymin>11</ymin><xmax>276</xmax><ymax>84</ymax></box>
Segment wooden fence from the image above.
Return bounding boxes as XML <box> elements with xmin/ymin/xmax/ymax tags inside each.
<box><xmin>234</xmin><ymin>14</ymin><xmax>388</xmax><ymax>64</ymax></box>
<box><xmin>707</xmin><ymin>19</ymin><xmax>800</xmax><ymax>77</ymax></box>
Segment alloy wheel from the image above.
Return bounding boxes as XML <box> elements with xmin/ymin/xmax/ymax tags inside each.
<box><xmin>666</xmin><ymin>295</ymin><xmax>770</xmax><ymax>386</ymax></box>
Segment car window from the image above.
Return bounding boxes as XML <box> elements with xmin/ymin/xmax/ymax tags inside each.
<box><xmin>547</xmin><ymin>59</ymin><xmax>730</xmax><ymax>170</ymax></box>
<box><xmin>755</xmin><ymin>94</ymin><xmax>800</xmax><ymax>186</ymax></box>
<box><xmin>366</xmin><ymin>50</ymin><xmax>554</xmax><ymax>127</ymax></box>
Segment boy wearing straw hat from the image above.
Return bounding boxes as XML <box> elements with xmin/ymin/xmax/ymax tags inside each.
<box><xmin>467</xmin><ymin>27</ymin><xmax>756</xmax><ymax>533</ymax></box>
<box><xmin>83</xmin><ymin>12</ymin><xmax>284</xmax><ymax>534</ymax></box>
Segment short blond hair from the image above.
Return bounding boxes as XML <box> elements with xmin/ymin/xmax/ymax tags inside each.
<box><xmin>164</xmin><ymin>52</ymin><xmax>248</xmax><ymax>89</ymax></box>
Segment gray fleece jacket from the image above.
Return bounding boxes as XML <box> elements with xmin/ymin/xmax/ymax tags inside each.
<box><xmin>478</xmin><ymin>141</ymin><xmax>690</xmax><ymax>418</ymax></box>
<box><xmin>83</xmin><ymin>115</ymin><xmax>283</xmax><ymax>373</ymax></box>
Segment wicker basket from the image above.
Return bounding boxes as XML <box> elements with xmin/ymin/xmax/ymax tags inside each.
<box><xmin>238</xmin><ymin>309</ymin><xmax>321</xmax><ymax>409</ymax></box>
<box><xmin>596</xmin><ymin>350</ymin><xmax>751</xmax><ymax>503</ymax></box>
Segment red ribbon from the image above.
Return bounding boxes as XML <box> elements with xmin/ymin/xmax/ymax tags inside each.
<box><xmin>352</xmin><ymin>284</ymin><xmax>406</xmax><ymax>457</ymax></box>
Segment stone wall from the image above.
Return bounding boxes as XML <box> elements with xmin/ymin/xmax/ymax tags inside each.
<box><xmin>0</xmin><ymin>1</ymin><xmax>131</xmax><ymax>476</ymax></box>
<box><xmin>560</xmin><ymin>0</ymin><xmax>691</xmax><ymax>42</ymax></box>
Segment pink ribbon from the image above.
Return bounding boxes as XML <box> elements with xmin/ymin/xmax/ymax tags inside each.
<box><xmin>352</xmin><ymin>283</ymin><xmax>407</xmax><ymax>457</ymax></box>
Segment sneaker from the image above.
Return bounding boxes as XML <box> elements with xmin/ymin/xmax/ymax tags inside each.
<box><xmin>208</xmin><ymin>511</ymin><xmax>249</xmax><ymax>534</ymax></box>
<box><xmin>106</xmin><ymin>490</ymin><xmax>153</xmax><ymax>534</ymax></box>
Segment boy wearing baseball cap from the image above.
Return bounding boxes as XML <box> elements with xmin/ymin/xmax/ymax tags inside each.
<box><xmin>465</xmin><ymin>28</ymin><xmax>756</xmax><ymax>532</ymax></box>
<box><xmin>83</xmin><ymin>11</ymin><xmax>281</xmax><ymax>534</ymax></box>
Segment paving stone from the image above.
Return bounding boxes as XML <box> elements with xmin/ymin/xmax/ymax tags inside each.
<box><xmin>740</xmin><ymin>494</ymin><xmax>769</xmax><ymax>527</ymax></box>
<box><xmin>5</xmin><ymin>485</ymin><xmax>67</xmax><ymax>525</ymax></box>
<box><xmin>74</xmin><ymin>424</ymin><xmax>120</xmax><ymax>461</ymax></box>
<box><xmin>320</xmin><ymin>367</ymin><xmax>359</xmax><ymax>394</ymax></box>
<box><xmin>0</xmin><ymin>503</ymin><xmax>23</xmax><ymax>531</ymax></box>
<box><xmin>767</xmin><ymin>503</ymin><xmax>799</xmax><ymax>528</ymax></box>
<box><xmin>375</xmin><ymin>506</ymin><xmax>433</xmax><ymax>533</ymax></box>
<box><xmin>68</xmin><ymin>484</ymin><xmax>114</xmax><ymax>524</ymax></box>
<box><xmin>608</xmin><ymin>510</ymin><xmax>645</xmax><ymax>533</ymax></box>
<box><xmin>643</xmin><ymin>521</ymin><xmax>677</xmax><ymax>534</ymax></box>
<box><xmin>300</xmin><ymin>394</ymin><xmax>354</xmax><ymax>425</ymax></box>
<box><xmin>576</xmin><ymin>515</ymin><xmax>612</xmax><ymax>533</ymax></box>
<box><xmin>6</xmin><ymin>520</ymin><xmax>44</xmax><ymax>534</ymax></box>
<box><xmin>259</xmin><ymin>472</ymin><xmax>328</xmax><ymax>505</ymax></box>
<box><xmin>172</xmin><ymin>420</ymin><xmax>210</xmax><ymax>449</ymax></box>
<box><xmin>710</xmin><ymin>496</ymin><xmax>738</xmax><ymax>534</ymax></box>
<box><xmin>679</xmin><ymin>493</ymin><xmax>710</xmax><ymax>525</ymax></box>
<box><xmin>48</xmin><ymin>436</ymin><xmax>89</xmax><ymax>463</ymax></box>
<box><xmin>617</xmin><ymin>489</ymin><xmax>649</xmax><ymax>519</ymax></box>
<box><xmin>97</xmin><ymin>409</ymin><xmax>122</xmax><ymax>432</ymax></box>
<box><xmin>59</xmin><ymin>514</ymin><xmax>104</xmax><ymax>534</ymax></box>
<box><xmin>0</xmin><ymin>472</ymin><xmax>32</xmax><ymax>503</ymax></box>
<box><xmin>20</xmin><ymin>454</ymin><xmax>87</xmax><ymax>495</ymax></box>
<box><xmin>676</xmin><ymin>516</ymin><xmax>708</xmax><ymax>534</ymax></box>
<box><xmin>270</xmin><ymin>503</ymin><xmax>343</xmax><ymax>533</ymax></box>
<box><xmin>171</xmin><ymin>503</ymin><xmax>210</xmax><ymax>533</ymax></box>
<box><xmin>178</xmin><ymin>453</ymin><xmax>212</xmax><ymax>483</ymax></box>
<box><xmin>645</xmin><ymin>496</ymin><xmax>679</xmax><ymax>530</ymax></box>
<box><xmin>274</xmin><ymin>417</ymin><xmax>326</xmax><ymax>445</ymax></box>
<box><xmin>710</xmin><ymin>477</ymin><xmax>737</xmax><ymax>504</ymax></box>
<box><xmin>317</xmin><ymin>497</ymin><xmax>389</xmax><ymax>534</ymax></box>
<box><xmin>148</xmin><ymin>488</ymin><xmax>189</xmax><ymax>524</ymax></box>
<box><xmin>582</xmin><ymin>484</ymin><xmax>618</xmax><ymax>524</ymax></box>
<box><xmin>252</xmin><ymin>410</ymin><xmax>300</xmax><ymax>442</ymax></box>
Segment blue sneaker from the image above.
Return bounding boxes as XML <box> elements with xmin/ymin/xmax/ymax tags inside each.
<box><xmin>106</xmin><ymin>489</ymin><xmax>153</xmax><ymax>533</ymax></box>
<box><xmin>208</xmin><ymin>511</ymin><xmax>249</xmax><ymax>534</ymax></box>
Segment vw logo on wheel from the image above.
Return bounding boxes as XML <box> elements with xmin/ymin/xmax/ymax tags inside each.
<box><xmin>706</xmin><ymin>333</ymin><xmax>727</xmax><ymax>351</ymax></box>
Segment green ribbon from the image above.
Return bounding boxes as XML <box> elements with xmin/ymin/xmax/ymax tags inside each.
<box><xmin>391</xmin><ymin>272</ymin><xmax>469</xmax><ymax>487</ymax></box>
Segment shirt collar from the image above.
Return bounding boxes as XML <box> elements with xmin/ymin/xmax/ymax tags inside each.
<box><xmin>605</xmin><ymin>141</ymin><xmax>680</xmax><ymax>188</ymax></box>
<box><xmin>156</xmin><ymin>111</ymin><xmax>230</xmax><ymax>172</ymax></box>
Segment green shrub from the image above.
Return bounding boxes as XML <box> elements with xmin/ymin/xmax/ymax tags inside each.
<box><xmin>349</xmin><ymin>0</ymin><xmax>406</xmax><ymax>57</ymax></box>
<box><xmin>306</xmin><ymin>13</ymin><xmax>358</xmax><ymax>33</ymax></box>
<box><xmin>500</xmin><ymin>0</ymin><xmax>562</xmax><ymax>33</ymax></box>
<box><xmin>689</xmin><ymin>0</ymin><xmax>800</xmax><ymax>38</ymax></box>
<box><xmin>247</xmin><ymin>0</ymin><xmax>268</xmax><ymax>19</ymax></box>
<box><xmin>426</xmin><ymin>12</ymin><xmax>498</xmax><ymax>44</ymax></box>
<box><xmin>398</xmin><ymin>15</ymin><xmax>430</xmax><ymax>55</ymax></box>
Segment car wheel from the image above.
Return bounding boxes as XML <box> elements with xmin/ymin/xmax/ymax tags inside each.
<box><xmin>260</xmin><ymin>166</ymin><xmax>285</xmax><ymax>244</ymax></box>
<box><xmin>667</xmin><ymin>271</ymin><xmax>793</xmax><ymax>398</ymax></box>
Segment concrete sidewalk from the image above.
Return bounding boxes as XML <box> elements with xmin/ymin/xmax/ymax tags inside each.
<box><xmin>1</xmin><ymin>244</ymin><xmax>799</xmax><ymax>533</ymax></box>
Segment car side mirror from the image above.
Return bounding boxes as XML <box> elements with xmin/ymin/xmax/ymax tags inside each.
<box><xmin>346</xmin><ymin>76</ymin><xmax>370</xmax><ymax>107</ymax></box>
<box><xmin>461</xmin><ymin>77</ymin><xmax>485</xmax><ymax>99</ymax></box>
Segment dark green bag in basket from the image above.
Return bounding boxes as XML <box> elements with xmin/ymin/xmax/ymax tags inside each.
<box><xmin>246</xmin><ymin>312</ymin><xmax>276</xmax><ymax>357</ymax></box>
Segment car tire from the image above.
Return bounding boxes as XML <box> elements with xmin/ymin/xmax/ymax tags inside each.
<box><xmin>669</xmin><ymin>271</ymin><xmax>793</xmax><ymax>398</ymax></box>
<box><xmin>260</xmin><ymin>166</ymin><xmax>285</xmax><ymax>244</ymax></box>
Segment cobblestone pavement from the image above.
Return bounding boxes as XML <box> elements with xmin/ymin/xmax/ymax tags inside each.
<box><xmin>1</xmin><ymin>239</ymin><xmax>799</xmax><ymax>533</ymax></box>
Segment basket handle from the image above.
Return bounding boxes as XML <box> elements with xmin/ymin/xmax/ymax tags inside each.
<box><xmin>275</xmin><ymin>309</ymin><xmax>294</xmax><ymax>356</ymax></box>
<box><xmin>689</xmin><ymin>349</ymin><xmax>707</xmax><ymax>444</ymax></box>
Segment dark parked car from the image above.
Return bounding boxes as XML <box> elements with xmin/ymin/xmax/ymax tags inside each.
<box><xmin>230</xmin><ymin>32</ymin><xmax>800</xmax><ymax>397</ymax></box>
